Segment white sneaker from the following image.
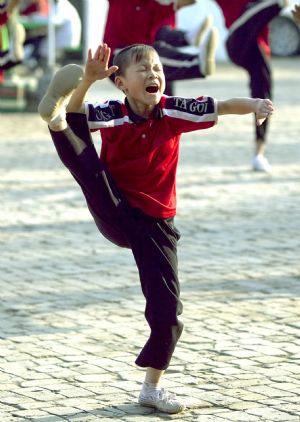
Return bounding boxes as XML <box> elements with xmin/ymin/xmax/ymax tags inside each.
<box><xmin>186</xmin><ymin>15</ymin><xmax>213</xmax><ymax>46</ymax></box>
<box><xmin>252</xmin><ymin>154</ymin><xmax>272</xmax><ymax>172</ymax></box>
<box><xmin>195</xmin><ymin>15</ymin><xmax>214</xmax><ymax>46</ymax></box>
<box><xmin>138</xmin><ymin>387</ymin><xmax>185</xmax><ymax>414</ymax></box>
<box><xmin>199</xmin><ymin>27</ymin><xmax>219</xmax><ymax>76</ymax></box>
<box><xmin>38</xmin><ymin>64</ymin><xmax>83</xmax><ymax>123</ymax></box>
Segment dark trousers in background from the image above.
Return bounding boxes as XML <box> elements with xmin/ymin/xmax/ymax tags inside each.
<box><xmin>49</xmin><ymin>113</ymin><xmax>184</xmax><ymax>370</ymax></box>
<box><xmin>109</xmin><ymin>27</ymin><xmax>204</xmax><ymax>96</ymax></box>
<box><xmin>154</xmin><ymin>25</ymin><xmax>204</xmax><ymax>96</ymax></box>
<box><xmin>226</xmin><ymin>1</ymin><xmax>282</xmax><ymax>142</ymax></box>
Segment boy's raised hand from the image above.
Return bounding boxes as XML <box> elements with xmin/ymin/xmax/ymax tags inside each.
<box><xmin>255</xmin><ymin>98</ymin><xmax>274</xmax><ymax>126</ymax></box>
<box><xmin>84</xmin><ymin>44</ymin><xmax>118</xmax><ymax>83</ymax></box>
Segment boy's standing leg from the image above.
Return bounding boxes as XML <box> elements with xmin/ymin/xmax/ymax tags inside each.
<box><xmin>38</xmin><ymin>64</ymin><xmax>185</xmax><ymax>414</ymax></box>
<box><xmin>129</xmin><ymin>216</ymin><xmax>184</xmax><ymax>413</ymax></box>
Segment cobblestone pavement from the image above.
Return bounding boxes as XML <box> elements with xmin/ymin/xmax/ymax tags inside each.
<box><xmin>1</xmin><ymin>57</ymin><xmax>300</xmax><ymax>422</ymax></box>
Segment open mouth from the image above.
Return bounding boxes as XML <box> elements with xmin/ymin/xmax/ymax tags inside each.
<box><xmin>146</xmin><ymin>85</ymin><xmax>159</xmax><ymax>94</ymax></box>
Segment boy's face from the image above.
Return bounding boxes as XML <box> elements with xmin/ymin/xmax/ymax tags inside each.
<box><xmin>115</xmin><ymin>51</ymin><xmax>166</xmax><ymax>113</ymax></box>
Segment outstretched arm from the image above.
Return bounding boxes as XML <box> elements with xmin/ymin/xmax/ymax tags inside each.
<box><xmin>217</xmin><ymin>97</ymin><xmax>274</xmax><ymax>126</ymax></box>
<box><xmin>67</xmin><ymin>44</ymin><xmax>118</xmax><ymax>113</ymax></box>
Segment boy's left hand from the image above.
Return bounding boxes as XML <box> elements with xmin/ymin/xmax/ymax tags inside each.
<box><xmin>255</xmin><ymin>98</ymin><xmax>274</xmax><ymax>126</ymax></box>
<box><xmin>84</xmin><ymin>44</ymin><xmax>118</xmax><ymax>84</ymax></box>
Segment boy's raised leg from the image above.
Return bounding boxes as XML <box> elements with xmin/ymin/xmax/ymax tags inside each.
<box><xmin>38</xmin><ymin>64</ymin><xmax>84</xmax><ymax>124</ymax></box>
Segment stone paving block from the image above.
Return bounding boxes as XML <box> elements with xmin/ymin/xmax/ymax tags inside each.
<box><xmin>0</xmin><ymin>404</ymin><xmax>17</xmax><ymax>414</ymax></box>
<box><xmin>12</xmin><ymin>409</ymin><xmax>55</xmax><ymax>419</ymax></box>
<box><xmin>12</xmin><ymin>387</ymin><xmax>66</xmax><ymax>402</ymax></box>
<box><xmin>273</xmin><ymin>403</ymin><xmax>300</xmax><ymax>415</ymax></box>
<box><xmin>216</xmin><ymin>410</ymin><xmax>259</xmax><ymax>421</ymax></box>
<box><xmin>246</xmin><ymin>406</ymin><xmax>300</xmax><ymax>421</ymax></box>
<box><xmin>268</xmin><ymin>382</ymin><xmax>300</xmax><ymax>393</ymax></box>
<box><xmin>247</xmin><ymin>385</ymin><xmax>297</xmax><ymax>398</ymax></box>
<box><xmin>0</xmin><ymin>418</ymin><xmax>20</xmax><ymax>422</ymax></box>
<box><xmin>41</xmin><ymin>405</ymin><xmax>83</xmax><ymax>417</ymax></box>
<box><xmin>67</xmin><ymin>417</ymin><xmax>114</xmax><ymax>422</ymax></box>
<box><xmin>228</xmin><ymin>401</ymin><xmax>264</xmax><ymax>411</ymax></box>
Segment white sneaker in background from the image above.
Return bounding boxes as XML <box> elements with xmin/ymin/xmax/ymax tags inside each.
<box><xmin>199</xmin><ymin>26</ymin><xmax>219</xmax><ymax>76</ymax></box>
<box><xmin>252</xmin><ymin>154</ymin><xmax>272</xmax><ymax>172</ymax></box>
<box><xmin>186</xmin><ymin>15</ymin><xmax>213</xmax><ymax>47</ymax></box>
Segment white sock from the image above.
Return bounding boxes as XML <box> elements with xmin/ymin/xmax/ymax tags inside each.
<box><xmin>142</xmin><ymin>381</ymin><xmax>160</xmax><ymax>393</ymax></box>
<box><xmin>48</xmin><ymin>112</ymin><xmax>67</xmax><ymax>131</ymax></box>
<box><xmin>48</xmin><ymin>110</ymin><xmax>67</xmax><ymax>128</ymax></box>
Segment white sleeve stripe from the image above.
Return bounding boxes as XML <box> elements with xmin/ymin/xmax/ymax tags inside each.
<box><xmin>228</xmin><ymin>0</ymin><xmax>279</xmax><ymax>34</ymax></box>
<box><xmin>160</xmin><ymin>57</ymin><xmax>199</xmax><ymax>69</ymax></box>
<box><xmin>162</xmin><ymin>108</ymin><xmax>217</xmax><ymax>123</ymax></box>
<box><xmin>88</xmin><ymin>115</ymin><xmax>133</xmax><ymax>129</ymax></box>
<box><xmin>88</xmin><ymin>100</ymin><xmax>123</xmax><ymax>108</ymax></box>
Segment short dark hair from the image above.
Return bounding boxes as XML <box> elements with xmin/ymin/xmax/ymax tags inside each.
<box><xmin>113</xmin><ymin>44</ymin><xmax>157</xmax><ymax>77</ymax></box>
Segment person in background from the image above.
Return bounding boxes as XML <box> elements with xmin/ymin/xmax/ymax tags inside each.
<box><xmin>154</xmin><ymin>0</ymin><xmax>212</xmax><ymax>48</ymax></box>
<box><xmin>215</xmin><ymin>0</ymin><xmax>289</xmax><ymax>172</ymax></box>
<box><xmin>19</xmin><ymin>0</ymin><xmax>48</xmax><ymax>16</ymax></box>
<box><xmin>103</xmin><ymin>0</ymin><xmax>218</xmax><ymax>95</ymax></box>
<box><xmin>21</xmin><ymin>0</ymin><xmax>81</xmax><ymax>67</ymax></box>
<box><xmin>38</xmin><ymin>0</ymin><xmax>81</xmax><ymax>60</ymax></box>
<box><xmin>0</xmin><ymin>0</ymin><xmax>26</xmax><ymax>79</ymax></box>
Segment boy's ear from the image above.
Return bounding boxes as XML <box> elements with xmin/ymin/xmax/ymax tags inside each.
<box><xmin>115</xmin><ymin>76</ymin><xmax>126</xmax><ymax>92</ymax></box>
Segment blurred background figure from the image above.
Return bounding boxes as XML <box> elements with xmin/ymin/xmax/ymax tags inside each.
<box><xmin>21</xmin><ymin>0</ymin><xmax>81</xmax><ymax>70</ymax></box>
<box><xmin>215</xmin><ymin>0</ymin><xmax>289</xmax><ymax>172</ymax></box>
<box><xmin>0</xmin><ymin>0</ymin><xmax>26</xmax><ymax>81</ymax></box>
<box><xmin>103</xmin><ymin>0</ymin><xmax>218</xmax><ymax>95</ymax></box>
<box><xmin>38</xmin><ymin>0</ymin><xmax>81</xmax><ymax>61</ymax></box>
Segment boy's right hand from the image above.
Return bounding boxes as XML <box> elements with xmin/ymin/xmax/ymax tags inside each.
<box><xmin>255</xmin><ymin>98</ymin><xmax>274</xmax><ymax>126</ymax></box>
<box><xmin>84</xmin><ymin>44</ymin><xmax>118</xmax><ymax>84</ymax></box>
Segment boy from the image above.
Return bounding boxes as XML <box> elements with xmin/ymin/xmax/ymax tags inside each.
<box><xmin>38</xmin><ymin>43</ymin><xmax>274</xmax><ymax>414</ymax></box>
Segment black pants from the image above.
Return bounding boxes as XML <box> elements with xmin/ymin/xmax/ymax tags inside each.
<box><xmin>49</xmin><ymin>113</ymin><xmax>184</xmax><ymax>370</ymax></box>
<box><xmin>226</xmin><ymin>0</ymin><xmax>282</xmax><ymax>142</ymax></box>
<box><xmin>153</xmin><ymin>41</ymin><xmax>203</xmax><ymax>95</ymax></box>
